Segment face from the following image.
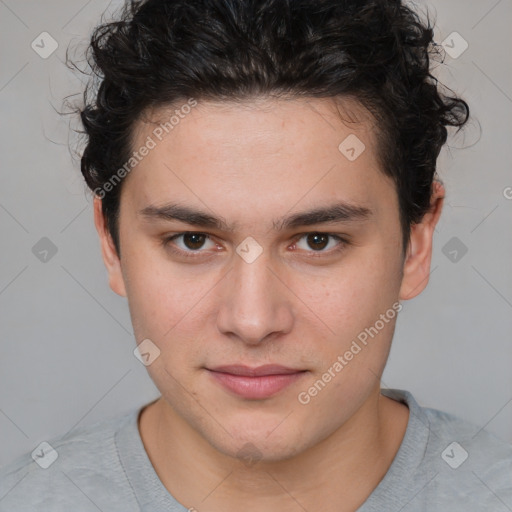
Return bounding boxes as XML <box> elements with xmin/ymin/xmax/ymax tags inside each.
<box><xmin>95</xmin><ymin>96</ymin><xmax>441</xmax><ymax>462</ymax></box>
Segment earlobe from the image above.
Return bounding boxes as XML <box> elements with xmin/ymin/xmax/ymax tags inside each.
<box><xmin>93</xmin><ymin>196</ymin><xmax>127</xmax><ymax>297</ymax></box>
<box><xmin>399</xmin><ymin>181</ymin><xmax>444</xmax><ymax>301</ymax></box>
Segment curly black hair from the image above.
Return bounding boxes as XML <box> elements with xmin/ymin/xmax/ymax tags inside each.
<box><xmin>72</xmin><ymin>0</ymin><xmax>469</xmax><ymax>257</ymax></box>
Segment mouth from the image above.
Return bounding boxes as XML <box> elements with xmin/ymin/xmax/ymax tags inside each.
<box><xmin>206</xmin><ymin>365</ymin><xmax>308</xmax><ymax>400</ymax></box>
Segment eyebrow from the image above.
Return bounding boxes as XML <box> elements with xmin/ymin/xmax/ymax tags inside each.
<box><xmin>139</xmin><ymin>201</ymin><xmax>372</xmax><ymax>232</ymax></box>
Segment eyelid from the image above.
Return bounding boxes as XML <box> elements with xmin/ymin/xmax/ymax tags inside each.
<box><xmin>290</xmin><ymin>232</ymin><xmax>348</xmax><ymax>257</ymax></box>
<box><xmin>162</xmin><ymin>232</ymin><xmax>218</xmax><ymax>258</ymax></box>
<box><xmin>161</xmin><ymin>231</ymin><xmax>349</xmax><ymax>258</ymax></box>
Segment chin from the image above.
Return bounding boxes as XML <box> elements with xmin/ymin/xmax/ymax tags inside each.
<box><xmin>224</xmin><ymin>435</ymin><xmax>307</xmax><ymax>465</ymax></box>
<box><xmin>201</xmin><ymin>414</ymin><xmax>313</xmax><ymax>464</ymax></box>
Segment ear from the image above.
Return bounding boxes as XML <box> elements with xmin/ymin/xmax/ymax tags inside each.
<box><xmin>399</xmin><ymin>181</ymin><xmax>444</xmax><ymax>300</ymax></box>
<box><xmin>93</xmin><ymin>196</ymin><xmax>127</xmax><ymax>297</ymax></box>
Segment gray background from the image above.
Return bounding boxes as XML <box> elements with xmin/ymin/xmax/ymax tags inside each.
<box><xmin>0</xmin><ymin>0</ymin><xmax>511</xmax><ymax>469</ymax></box>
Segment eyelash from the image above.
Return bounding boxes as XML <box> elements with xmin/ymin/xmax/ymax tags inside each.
<box><xmin>160</xmin><ymin>231</ymin><xmax>349</xmax><ymax>259</ymax></box>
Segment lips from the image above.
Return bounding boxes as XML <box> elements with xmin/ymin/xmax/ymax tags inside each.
<box><xmin>210</xmin><ymin>364</ymin><xmax>303</xmax><ymax>377</ymax></box>
<box><xmin>207</xmin><ymin>364</ymin><xmax>307</xmax><ymax>400</ymax></box>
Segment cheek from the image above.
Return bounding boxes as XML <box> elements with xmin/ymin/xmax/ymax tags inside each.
<box><xmin>290</xmin><ymin>248</ymin><xmax>402</xmax><ymax>393</ymax></box>
<box><xmin>296</xmin><ymin>252</ymin><xmax>400</xmax><ymax>333</ymax></box>
<box><xmin>121</xmin><ymin>245</ymin><xmax>193</xmax><ymax>336</ymax></box>
<box><xmin>122</xmin><ymin>246</ymin><xmax>224</xmax><ymax>366</ymax></box>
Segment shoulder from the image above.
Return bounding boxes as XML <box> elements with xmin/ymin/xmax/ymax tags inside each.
<box><xmin>385</xmin><ymin>388</ymin><xmax>512</xmax><ymax>465</ymax></box>
<box><xmin>0</xmin><ymin>408</ymin><xmax>141</xmax><ymax>512</ymax></box>
<box><xmin>421</xmin><ymin>401</ymin><xmax>512</xmax><ymax>456</ymax></box>
<box><xmin>422</xmin><ymin>403</ymin><xmax>512</xmax><ymax>479</ymax></box>
<box><xmin>390</xmin><ymin>389</ymin><xmax>512</xmax><ymax>509</ymax></box>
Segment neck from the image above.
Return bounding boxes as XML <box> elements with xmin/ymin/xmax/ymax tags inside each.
<box><xmin>138</xmin><ymin>386</ymin><xmax>409</xmax><ymax>512</ymax></box>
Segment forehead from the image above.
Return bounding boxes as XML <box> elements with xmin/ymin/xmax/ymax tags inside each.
<box><xmin>123</xmin><ymin>96</ymin><xmax>395</xmax><ymax>229</ymax></box>
<box><xmin>135</xmin><ymin>96</ymin><xmax>377</xmax><ymax>155</ymax></box>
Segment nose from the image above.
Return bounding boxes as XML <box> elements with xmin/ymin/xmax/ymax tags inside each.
<box><xmin>216</xmin><ymin>249</ymin><xmax>294</xmax><ymax>346</ymax></box>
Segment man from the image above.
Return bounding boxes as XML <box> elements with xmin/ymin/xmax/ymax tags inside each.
<box><xmin>1</xmin><ymin>0</ymin><xmax>511</xmax><ymax>510</ymax></box>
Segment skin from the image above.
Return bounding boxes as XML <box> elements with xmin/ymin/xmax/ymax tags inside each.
<box><xmin>94</xmin><ymin>96</ymin><xmax>443</xmax><ymax>512</ymax></box>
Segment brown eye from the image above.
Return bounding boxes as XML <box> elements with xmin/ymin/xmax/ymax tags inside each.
<box><xmin>306</xmin><ymin>233</ymin><xmax>329</xmax><ymax>251</ymax></box>
<box><xmin>293</xmin><ymin>233</ymin><xmax>347</xmax><ymax>256</ymax></box>
<box><xmin>162</xmin><ymin>232</ymin><xmax>217</xmax><ymax>257</ymax></box>
<box><xmin>181</xmin><ymin>233</ymin><xmax>207</xmax><ymax>250</ymax></box>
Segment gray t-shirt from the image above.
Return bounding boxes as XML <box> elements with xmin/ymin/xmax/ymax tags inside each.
<box><xmin>1</xmin><ymin>388</ymin><xmax>511</xmax><ymax>511</ymax></box>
